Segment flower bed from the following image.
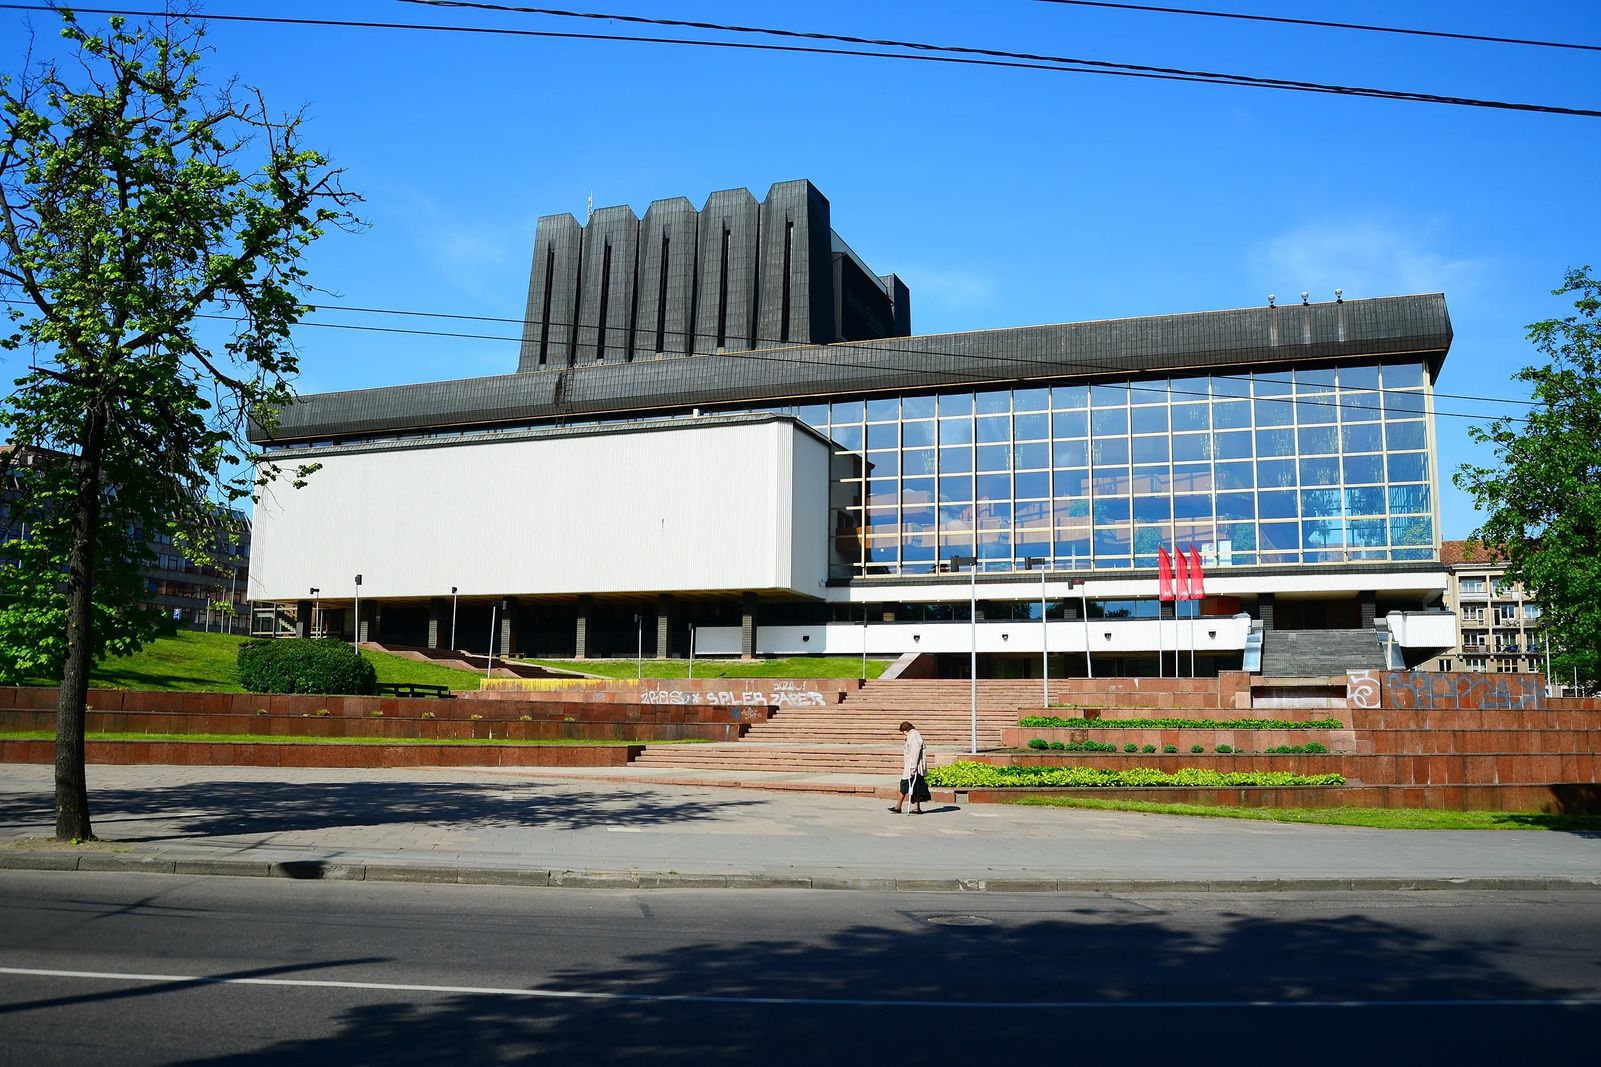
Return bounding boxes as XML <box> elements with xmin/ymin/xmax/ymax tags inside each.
<box><xmin>925</xmin><ymin>761</ymin><xmax>1346</xmax><ymax>789</ymax></box>
<box><xmin>1020</xmin><ymin>716</ymin><xmax>1343</xmax><ymax>730</ymax></box>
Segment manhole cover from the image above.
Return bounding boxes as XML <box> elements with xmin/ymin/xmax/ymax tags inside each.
<box><xmin>926</xmin><ymin>914</ymin><xmax>993</xmax><ymax>927</ymax></box>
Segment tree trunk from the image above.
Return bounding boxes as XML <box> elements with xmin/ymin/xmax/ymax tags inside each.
<box><xmin>55</xmin><ymin>401</ymin><xmax>107</xmax><ymax>841</ymax></box>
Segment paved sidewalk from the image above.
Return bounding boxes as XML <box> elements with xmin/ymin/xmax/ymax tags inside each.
<box><xmin>1</xmin><ymin>764</ymin><xmax>1598</xmax><ymax>891</ymax></box>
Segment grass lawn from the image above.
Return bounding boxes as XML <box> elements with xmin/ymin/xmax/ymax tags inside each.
<box><xmin>23</xmin><ymin>631</ymin><xmax>486</xmax><ymax>693</ymax></box>
<box><xmin>517</xmin><ymin>656</ymin><xmax>894</xmax><ymax>680</ymax></box>
<box><xmin>0</xmin><ymin>730</ymin><xmax>707</xmax><ymax>746</ymax></box>
<box><xmin>1005</xmin><ymin>795</ymin><xmax>1601</xmax><ymax>831</ymax></box>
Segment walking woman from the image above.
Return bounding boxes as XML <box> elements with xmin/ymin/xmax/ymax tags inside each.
<box><xmin>889</xmin><ymin>720</ymin><xmax>929</xmax><ymax>814</ymax></box>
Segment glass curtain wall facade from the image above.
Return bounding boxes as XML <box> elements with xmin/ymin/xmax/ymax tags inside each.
<box><xmin>747</xmin><ymin>359</ymin><xmax>1436</xmax><ymax>579</ymax></box>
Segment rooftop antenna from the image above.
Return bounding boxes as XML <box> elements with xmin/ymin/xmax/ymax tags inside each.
<box><xmin>1267</xmin><ymin>293</ymin><xmax>1276</xmax><ymax>308</ymax></box>
<box><xmin>1301</xmin><ymin>291</ymin><xmax>1310</xmax><ymax>305</ymax></box>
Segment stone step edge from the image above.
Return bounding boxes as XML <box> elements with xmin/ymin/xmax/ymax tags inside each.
<box><xmin>1</xmin><ymin>852</ymin><xmax>1594</xmax><ymax>894</ymax></box>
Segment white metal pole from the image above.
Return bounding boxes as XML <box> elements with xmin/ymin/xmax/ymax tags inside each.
<box><xmin>861</xmin><ymin>605</ymin><xmax>868</xmax><ymax>683</ymax></box>
<box><xmin>1081</xmin><ymin>582</ymin><xmax>1093</xmax><ymax>679</ymax></box>
<box><xmin>636</xmin><ymin>614</ymin><xmax>643</xmax><ymax>680</ymax></box>
<box><xmin>1189</xmin><ymin>598</ymin><xmax>1196</xmax><ymax>678</ymax></box>
<box><xmin>1544</xmin><ymin>631</ymin><xmax>1553</xmax><ymax>697</ymax></box>
<box><xmin>689</xmin><ymin>623</ymin><xmax>695</xmax><ymax>679</ymax></box>
<box><xmin>486</xmin><ymin>602</ymin><xmax>497</xmax><ymax>679</ymax></box>
<box><xmin>969</xmin><ymin>561</ymin><xmax>978</xmax><ymax>755</ymax></box>
<box><xmin>1040</xmin><ymin>565</ymin><xmax>1048</xmax><ymax>708</ymax></box>
<box><xmin>1158</xmin><ymin>599</ymin><xmax>1164</xmax><ymax>679</ymax></box>
<box><xmin>450</xmin><ymin>588</ymin><xmax>458</xmax><ymax>651</ymax></box>
<box><xmin>352</xmin><ymin>583</ymin><xmax>360</xmax><ymax>654</ymax></box>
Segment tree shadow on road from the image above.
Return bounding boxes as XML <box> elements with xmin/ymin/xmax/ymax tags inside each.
<box><xmin>164</xmin><ymin>899</ymin><xmax>1596</xmax><ymax>1065</ymax></box>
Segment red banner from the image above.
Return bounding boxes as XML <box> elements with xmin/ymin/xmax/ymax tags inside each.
<box><xmin>1187</xmin><ymin>544</ymin><xmax>1206</xmax><ymax>599</ymax></box>
<box><xmin>1171</xmin><ymin>544</ymin><xmax>1190</xmax><ymax>601</ymax></box>
<box><xmin>1157</xmin><ymin>546</ymin><xmax>1175</xmax><ymax>601</ymax></box>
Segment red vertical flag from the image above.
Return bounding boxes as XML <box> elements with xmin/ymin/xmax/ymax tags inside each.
<box><xmin>1157</xmin><ymin>546</ymin><xmax>1175</xmax><ymax>601</ymax></box>
<box><xmin>1171</xmin><ymin>544</ymin><xmax>1190</xmax><ymax>600</ymax></box>
<box><xmin>1188</xmin><ymin>545</ymin><xmax>1206</xmax><ymax>599</ymax></box>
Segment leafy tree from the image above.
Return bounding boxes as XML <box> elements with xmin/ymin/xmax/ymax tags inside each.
<box><xmin>0</xmin><ymin>10</ymin><xmax>358</xmax><ymax>839</ymax></box>
<box><xmin>1456</xmin><ymin>268</ymin><xmax>1601</xmax><ymax>691</ymax></box>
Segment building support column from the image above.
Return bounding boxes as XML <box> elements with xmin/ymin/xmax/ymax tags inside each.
<box><xmin>1359</xmin><ymin>590</ymin><xmax>1377</xmax><ymax>629</ymax></box>
<box><xmin>575</xmin><ymin>594</ymin><xmax>593</xmax><ymax>660</ymax></box>
<box><xmin>740</xmin><ymin>592</ymin><xmax>758</xmax><ymax>661</ymax></box>
<box><xmin>1259</xmin><ymin>593</ymin><xmax>1276</xmax><ymax>633</ymax></box>
<box><xmin>295</xmin><ymin>600</ymin><xmax>312</xmax><ymax>639</ymax></box>
<box><xmin>655</xmin><ymin>594</ymin><xmax>673</xmax><ymax>659</ymax></box>
<box><xmin>427</xmin><ymin>598</ymin><xmax>447</xmax><ymax>649</ymax></box>
<box><xmin>498</xmin><ymin>598</ymin><xmax>517</xmax><ymax>658</ymax></box>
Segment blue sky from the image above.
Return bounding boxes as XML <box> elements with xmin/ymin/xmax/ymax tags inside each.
<box><xmin>4</xmin><ymin>1</ymin><xmax>1598</xmax><ymax>537</ymax></box>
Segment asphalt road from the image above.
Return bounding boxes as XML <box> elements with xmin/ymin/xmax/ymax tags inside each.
<box><xmin>2</xmin><ymin>871</ymin><xmax>1598</xmax><ymax>1065</ymax></box>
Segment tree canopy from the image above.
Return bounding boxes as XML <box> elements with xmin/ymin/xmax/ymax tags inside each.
<box><xmin>1456</xmin><ymin>268</ymin><xmax>1601</xmax><ymax>690</ymax></box>
<box><xmin>0</xmin><ymin>9</ymin><xmax>358</xmax><ymax>837</ymax></box>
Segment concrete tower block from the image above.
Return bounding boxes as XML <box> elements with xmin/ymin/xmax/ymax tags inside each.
<box><xmin>880</xmin><ymin>273</ymin><xmax>912</xmax><ymax>337</ymax></box>
<box><xmin>574</xmin><ymin>205</ymin><xmax>641</xmax><ymax>364</ymax></box>
<box><xmin>636</xmin><ymin>197</ymin><xmax>700</xmax><ymax>357</ymax></box>
<box><xmin>695</xmin><ymin>187</ymin><xmax>760</xmax><ymax>351</ymax></box>
<box><xmin>757</xmin><ymin>179</ymin><xmax>834</xmax><ymax>348</ymax></box>
<box><xmin>519</xmin><ymin>213</ymin><xmax>583</xmax><ymax>372</ymax></box>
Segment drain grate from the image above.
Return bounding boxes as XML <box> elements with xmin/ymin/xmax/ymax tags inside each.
<box><xmin>925</xmin><ymin>914</ymin><xmax>994</xmax><ymax>927</ymax></box>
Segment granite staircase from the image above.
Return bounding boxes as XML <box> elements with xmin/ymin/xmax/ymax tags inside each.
<box><xmin>1259</xmin><ymin>629</ymin><xmax>1384</xmax><ymax>677</ymax></box>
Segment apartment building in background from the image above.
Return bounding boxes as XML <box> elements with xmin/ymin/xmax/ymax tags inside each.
<box><xmin>1431</xmin><ymin>539</ymin><xmax>1547</xmax><ymax>675</ymax></box>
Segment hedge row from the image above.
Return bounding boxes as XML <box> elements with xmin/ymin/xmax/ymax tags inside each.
<box><xmin>925</xmin><ymin>761</ymin><xmax>1346</xmax><ymax>789</ymax></box>
<box><xmin>236</xmin><ymin>639</ymin><xmax>378</xmax><ymax>695</ymax></box>
<box><xmin>1018</xmin><ymin>716</ymin><xmax>1344</xmax><ymax>730</ymax></box>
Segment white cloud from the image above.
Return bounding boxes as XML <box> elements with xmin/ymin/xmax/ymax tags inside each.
<box><xmin>1252</xmin><ymin>221</ymin><xmax>1489</xmax><ymax>302</ymax></box>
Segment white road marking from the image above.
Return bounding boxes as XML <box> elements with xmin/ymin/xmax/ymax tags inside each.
<box><xmin>605</xmin><ymin>827</ymin><xmax>643</xmax><ymax>833</ymax></box>
<box><xmin>0</xmin><ymin>966</ymin><xmax>1596</xmax><ymax>1011</ymax></box>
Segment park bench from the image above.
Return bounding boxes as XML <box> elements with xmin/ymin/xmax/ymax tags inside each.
<box><xmin>375</xmin><ymin>682</ymin><xmax>456</xmax><ymax>699</ymax></box>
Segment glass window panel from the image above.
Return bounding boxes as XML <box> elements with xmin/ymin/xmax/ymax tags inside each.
<box><xmin>940</xmin><ymin>531</ymin><xmax>976</xmax><ymax>554</ymax></box>
<box><xmin>1340</xmin><ymin>365</ymin><xmax>1380</xmax><ymax>391</ymax></box>
<box><xmin>865</xmin><ymin>507</ymin><xmax>899</xmax><ymax>531</ymax></box>
<box><xmin>901</xmin><ymin>478</ymin><xmax>936</xmax><ymax>505</ymax></box>
<box><xmin>1052</xmin><ymin>410</ymin><xmax>1089</xmax><ymax>438</ymax></box>
<box><xmin>1257</xmin><ymin>459</ymin><xmax>1296</xmax><ymax>489</ymax></box>
<box><xmin>1056</xmin><ymin>468</ymin><xmax>1091</xmax><ymax>495</ymax></box>
<box><xmin>1259</xmin><ymin>522</ymin><xmax>1300</xmax><ymax>551</ymax></box>
<box><xmin>865</xmin><ymin>397</ymin><xmax>898</xmax><ymax>421</ymax></box>
<box><xmin>1133</xmin><ymin>527</ymin><xmax>1167</xmax><ymax>563</ymax></box>
<box><xmin>1343</xmin><ymin>454</ymin><xmax>1384</xmax><ymax>484</ymax></box>
<box><xmin>796</xmin><ymin>403</ymin><xmax>828</xmax><ymax>427</ymax></box>
<box><xmin>1255</xmin><ymin>398</ymin><xmax>1294</xmax><ymax>427</ymax></box>
<box><xmin>1254</xmin><ymin>373</ymin><xmax>1293</xmax><ymax>397</ymax></box>
<box><xmin>1215</xmin><ymin>492</ymin><xmax>1254</xmax><ymax>521</ymax></box>
<box><xmin>1130</xmin><ymin>406</ymin><xmax>1169</xmax><ymax>434</ymax></box>
<box><xmin>1015</xmin><ymin>500</ymin><xmax>1051</xmax><ymax>528</ymax></box>
<box><xmin>1094</xmin><ymin>526</ymin><xmax>1132</xmax><ymax>552</ymax></box>
<box><xmin>866</xmin><ymin>423</ymin><xmax>899</xmax><ymax>450</ymax></box>
<box><xmin>1091</xmin><ymin>408</ymin><xmax>1129</xmax><ymax>436</ymax></box>
<box><xmin>1170</xmin><ymin>376</ymin><xmax>1209</xmax><ymax>403</ymax></box>
<box><xmin>1348</xmin><ymin>518</ymin><xmax>1386</xmax><ymax>547</ymax></box>
<box><xmin>1302</xmin><ymin>518</ymin><xmax>1344</xmax><ymax>548</ymax></box>
<box><xmin>901</xmin><ymin>395</ymin><xmax>936</xmax><ymax>419</ymax></box>
<box><xmin>1170</xmin><ymin>403</ymin><xmax>1210</xmax><ymax>431</ymax></box>
<box><xmin>974</xmin><ymin>389</ymin><xmax>1010</xmax><ymax>416</ymax></box>
<box><xmin>902</xmin><ymin>449</ymin><xmax>937</xmax><ymax>477</ymax></box>
<box><xmin>1299</xmin><ymin>457</ymin><xmax>1339</xmax><ymax>485</ymax></box>
<box><xmin>902</xmin><ymin>506</ymin><xmax>935</xmax><ymax>532</ymax></box>
<box><xmin>830</xmin><ymin>399</ymin><xmax>865</xmax><ymax>424</ymax></box>
<box><xmin>1387</xmin><ymin>452</ymin><xmax>1427</xmax><ymax>482</ymax></box>
<box><xmin>1014</xmin><ymin>442</ymin><xmax>1049</xmax><ymax>470</ymax></box>
<box><xmin>976</xmin><ymin>415</ymin><xmax>1011</xmax><ymax>444</ymax></box>
<box><xmin>1382</xmin><ymin>362</ymin><xmax>1427</xmax><ymax>389</ymax></box>
<box><xmin>1094</xmin><ymin>498</ymin><xmax>1131</xmax><ymax>523</ymax></box>
<box><xmin>1258</xmin><ymin>490</ymin><xmax>1298</xmax><ymax>520</ymax></box>
<box><xmin>1132</xmin><ymin>465</ymin><xmax>1170</xmax><ymax>494</ymax></box>
<box><xmin>939</xmin><ymin>419</ymin><xmax>973</xmax><ymax>446</ymax></box>
<box><xmin>902</xmin><ymin>543</ymin><xmax>935</xmax><ymax>563</ymax></box>
<box><xmin>1212</xmin><ymin>400</ymin><xmax>1252</xmax><ymax>429</ymax></box>
<box><xmin>1294</xmin><ymin>398</ymin><xmax>1335</xmax><ymax>425</ymax></box>
<box><xmin>1053</xmin><ymin>440</ymin><xmax>1089</xmax><ymax>468</ymax></box>
<box><xmin>1389</xmin><ymin>484</ymin><xmax>1431</xmax><ymax>513</ymax></box>
<box><xmin>1256</xmin><ymin>428</ymin><xmax>1295</xmax><ymax>458</ymax></box>
<box><xmin>1131</xmin><ymin>436</ymin><xmax>1169</xmax><ymax>464</ymax></box>
<box><xmin>1384</xmin><ymin>390</ymin><xmax>1426</xmax><ymax>419</ymax></box>
<box><xmin>1054</xmin><ymin>536</ymin><xmax>1091</xmax><ymax>564</ymax></box>
<box><xmin>1172</xmin><ymin>433</ymin><xmax>1211</xmax><ymax>462</ymax></box>
<box><xmin>866</xmin><ymin>451</ymin><xmax>899</xmax><ymax>478</ymax></box>
<box><xmin>901</xmin><ymin>420</ymin><xmax>935</xmax><ymax>448</ymax></box>
<box><xmin>1133</xmin><ymin>496</ymin><xmax>1172</xmax><ymax>523</ymax></box>
<box><xmin>1211</xmin><ymin>375</ymin><xmax>1252</xmax><ymax>399</ymax></box>
<box><xmin>867</xmin><ymin>539</ymin><xmax>898</xmax><ymax>563</ymax></box>
<box><xmin>1344</xmin><ymin>486</ymin><xmax>1385</xmax><ymax>516</ymax></box>
<box><xmin>977</xmin><ymin>501</ymin><xmax>1011</xmax><ymax>528</ymax></box>
<box><xmin>1215</xmin><ymin>461</ymin><xmax>1254</xmax><ymax>490</ymax></box>
<box><xmin>977</xmin><ymin>473</ymin><xmax>1011</xmax><ymax>501</ymax></box>
<box><xmin>1297</xmin><ymin>425</ymin><xmax>1338</xmax><ymax>454</ymax></box>
<box><xmin>1393</xmin><ymin>547</ymin><xmax>1433</xmax><ymax>561</ymax></box>
<box><xmin>976</xmin><ymin>445</ymin><xmax>1010</xmax><ymax>472</ymax></box>
<box><xmin>1130</xmin><ymin>381</ymin><xmax>1168</xmax><ymax>406</ymax></box>
<box><xmin>939</xmin><ymin>504</ymin><xmax>972</xmax><ymax>530</ymax></box>
<box><xmin>938</xmin><ymin>392</ymin><xmax>972</xmax><ymax>416</ymax></box>
<box><xmin>1091</xmin><ymin>383</ymin><xmax>1129</xmax><ymax>407</ymax></box>
<box><xmin>1015</xmin><ymin>471</ymin><xmax>1050</xmax><ymax>498</ymax></box>
<box><xmin>1214</xmin><ymin>431</ymin><xmax>1253</xmax><ymax>461</ymax></box>
<box><xmin>1390</xmin><ymin>516</ymin><xmax>1433</xmax><ymax>546</ymax></box>
<box><xmin>831</xmin><ymin>425</ymin><xmax>863</xmax><ymax>451</ymax></box>
<box><xmin>1296</xmin><ymin>367</ymin><xmax>1338</xmax><ymax>393</ymax></box>
<box><xmin>938</xmin><ymin>446</ymin><xmax>973</xmax><ymax>474</ymax></box>
<box><xmin>1014</xmin><ymin>387</ymin><xmax>1049</xmax><ymax>412</ymax></box>
<box><xmin>1014</xmin><ymin>413</ymin><xmax>1049</xmax><ymax>441</ymax></box>
<box><xmin>1386</xmin><ymin>421</ymin><xmax>1427</xmax><ymax>451</ymax></box>
<box><xmin>1300</xmin><ymin>488</ymin><xmax>1341</xmax><ymax>516</ymax></box>
<box><xmin>1173</xmin><ymin>494</ymin><xmax>1212</xmax><ymax>521</ymax></box>
<box><xmin>1339</xmin><ymin>390</ymin><xmax>1380</xmax><ymax>423</ymax></box>
<box><xmin>1172</xmin><ymin>463</ymin><xmax>1212</xmax><ymax>493</ymax></box>
<box><xmin>939</xmin><ymin>476</ymin><xmax>973</xmax><ymax>503</ymax></box>
<box><xmin>1055</xmin><ymin>497</ymin><xmax>1091</xmax><ymax>526</ymax></box>
<box><xmin>1093</xmin><ymin>437</ymin><xmax>1130</xmax><ymax>465</ymax></box>
<box><xmin>1093</xmin><ymin>469</ymin><xmax>1131</xmax><ymax>495</ymax></box>
<box><xmin>1051</xmin><ymin>384</ymin><xmax>1088</xmax><ymax>409</ymax></box>
<box><xmin>1342</xmin><ymin>422</ymin><xmax>1384</xmax><ymax>453</ymax></box>
<box><xmin>1218</xmin><ymin>521</ymin><xmax>1257</xmax><ymax>556</ymax></box>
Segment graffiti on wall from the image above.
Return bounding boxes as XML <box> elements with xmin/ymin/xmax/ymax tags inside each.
<box><xmin>1363</xmin><ymin>671</ymin><xmax>1546</xmax><ymax>711</ymax></box>
<box><xmin>1346</xmin><ymin>671</ymin><xmax>1381</xmax><ymax>709</ymax></box>
<box><xmin>641</xmin><ymin>684</ymin><xmax>830</xmax><ymax>708</ymax></box>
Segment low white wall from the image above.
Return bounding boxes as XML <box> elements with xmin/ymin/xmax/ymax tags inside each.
<box><xmin>1387</xmin><ymin>611</ymin><xmax>1457</xmax><ymax>649</ymax></box>
<box><xmin>692</xmin><ymin>616</ymin><xmax>1252</xmax><ymax>657</ymax></box>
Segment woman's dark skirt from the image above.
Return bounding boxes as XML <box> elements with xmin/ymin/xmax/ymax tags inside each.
<box><xmin>899</xmin><ymin>774</ymin><xmax>931</xmax><ymax>802</ymax></box>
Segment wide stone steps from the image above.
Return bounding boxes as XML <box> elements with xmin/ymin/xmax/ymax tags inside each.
<box><xmin>632</xmin><ymin>745</ymin><xmax>909</xmax><ymax>774</ymax></box>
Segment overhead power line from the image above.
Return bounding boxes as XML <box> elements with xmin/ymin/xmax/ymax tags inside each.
<box><xmin>0</xmin><ymin>3</ymin><xmax>1596</xmax><ymax>118</ymax></box>
<box><xmin>1032</xmin><ymin>1</ymin><xmax>1601</xmax><ymax>54</ymax></box>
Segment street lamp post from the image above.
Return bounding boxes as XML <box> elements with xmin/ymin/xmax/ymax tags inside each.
<box><xmin>309</xmin><ymin>587</ymin><xmax>319</xmax><ymax>640</ymax></box>
<box><xmin>861</xmin><ymin>605</ymin><xmax>868</xmax><ymax>684</ymax></box>
<box><xmin>1022</xmin><ymin>557</ymin><xmax>1049</xmax><ymax>709</ymax></box>
<box><xmin>688</xmin><ymin>623</ymin><xmax>696</xmax><ymax>679</ymax></box>
<box><xmin>635</xmin><ymin>613</ymin><xmax>643</xmax><ymax>680</ymax></box>
<box><xmin>450</xmin><ymin>586</ymin><xmax>459</xmax><ymax>651</ymax></box>
<box><xmin>486</xmin><ymin>598</ymin><xmax>507</xmax><ymax>679</ymax></box>
<box><xmin>950</xmin><ymin>554</ymin><xmax>979</xmax><ymax>755</ymax></box>
<box><xmin>352</xmin><ymin>575</ymin><xmax>362</xmax><ymax>654</ymax></box>
<box><xmin>1080</xmin><ymin>579</ymin><xmax>1093</xmax><ymax>679</ymax></box>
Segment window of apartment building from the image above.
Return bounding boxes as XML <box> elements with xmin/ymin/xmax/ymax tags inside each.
<box><xmin>1461</xmin><ymin>657</ymin><xmax>1486</xmax><ymax>672</ymax></box>
<box><xmin>1458</xmin><ymin>577</ymin><xmax>1486</xmax><ymax>594</ymax></box>
<box><xmin>1460</xmin><ymin>605</ymin><xmax>1485</xmax><ymax>623</ymax></box>
<box><xmin>1497</xmin><ymin>659</ymin><xmax>1520</xmax><ymax>673</ymax></box>
<box><xmin>1461</xmin><ymin>630</ymin><xmax>1488</xmax><ymax>650</ymax></box>
<box><xmin>1494</xmin><ymin>603</ymin><xmax>1521</xmax><ymax>624</ymax></box>
<box><xmin>1522</xmin><ymin>604</ymin><xmax>1542</xmax><ymax>620</ymax></box>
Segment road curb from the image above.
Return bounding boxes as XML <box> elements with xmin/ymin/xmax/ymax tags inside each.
<box><xmin>2</xmin><ymin>851</ymin><xmax>1600</xmax><ymax>893</ymax></box>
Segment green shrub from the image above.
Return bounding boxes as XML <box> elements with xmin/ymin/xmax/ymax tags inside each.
<box><xmin>1163</xmin><ymin>744</ymin><xmax>1178</xmax><ymax>753</ymax></box>
<box><xmin>1123</xmin><ymin>743</ymin><xmax>1138</xmax><ymax>753</ymax></box>
<box><xmin>1019</xmin><ymin>715</ymin><xmax>1343</xmax><ymax>730</ymax></box>
<box><xmin>237</xmin><ymin>639</ymin><xmax>377</xmax><ymax>696</ymax></box>
<box><xmin>469</xmin><ymin>714</ymin><xmax>483</xmax><ymax>721</ymax></box>
<box><xmin>1190</xmin><ymin>744</ymin><xmax>1204</xmax><ymax>754</ymax></box>
<box><xmin>1028</xmin><ymin>738</ymin><xmax>1049</xmax><ymax>750</ymax></box>
<box><xmin>1142</xmin><ymin>744</ymin><xmax>1157</xmax><ymax>753</ymax></box>
<box><xmin>1305</xmin><ymin>741</ymin><xmax>1328</xmax><ymax>754</ymax></box>
<box><xmin>1216</xmin><ymin>744</ymin><xmax>1233</xmax><ymax>754</ymax></box>
<box><xmin>925</xmin><ymin>761</ymin><xmax>1346</xmax><ymax>789</ymax></box>
<box><xmin>420</xmin><ymin>711</ymin><xmax>436</xmax><ymax>720</ymax></box>
<box><xmin>1265</xmin><ymin>741</ymin><xmax>1332</xmax><ymax>755</ymax></box>
<box><xmin>518</xmin><ymin>714</ymin><xmax>533</xmax><ymax>722</ymax></box>
<box><xmin>1048</xmin><ymin>740</ymin><xmax>1067</xmax><ymax>751</ymax></box>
